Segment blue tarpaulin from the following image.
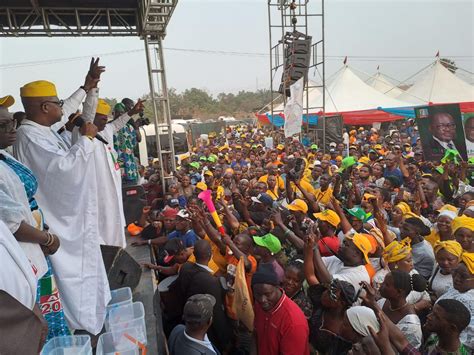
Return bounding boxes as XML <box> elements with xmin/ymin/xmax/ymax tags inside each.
<box><xmin>265</xmin><ymin>113</ymin><xmax>319</xmax><ymax>127</ymax></box>
<box><xmin>377</xmin><ymin>106</ymin><xmax>417</xmax><ymax>118</ymax></box>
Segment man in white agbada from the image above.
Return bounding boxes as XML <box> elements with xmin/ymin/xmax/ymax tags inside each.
<box><xmin>13</xmin><ymin>78</ymin><xmax>110</xmax><ymax>334</ymax></box>
<box><xmin>72</xmin><ymin>93</ymin><xmax>145</xmax><ymax>248</ymax></box>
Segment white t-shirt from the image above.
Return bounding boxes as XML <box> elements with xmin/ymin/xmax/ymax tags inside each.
<box><xmin>429</xmin><ymin>267</ymin><xmax>453</xmax><ymax>298</ymax></box>
<box><xmin>323</xmin><ymin>256</ymin><xmax>370</xmax><ymax>293</ymax></box>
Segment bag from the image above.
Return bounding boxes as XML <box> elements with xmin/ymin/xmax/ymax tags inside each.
<box><xmin>231</xmin><ymin>257</ymin><xmax>255</xmax><ymax>331</ymax></box>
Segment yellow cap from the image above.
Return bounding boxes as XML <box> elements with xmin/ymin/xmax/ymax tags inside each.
<box><xmin>196</xmin><ymin>182</ymin><xmax>208</xmax><ymax>191</ymax></box>
<box><xmin>0</xmin><ymin>95</ymin><xmax>14</xmax><ymax>108</ymax></box>
<box><xmin>287</xmin><ymin>199</ymin><xmax>308</xmax><ymax>213</ymax></box>
<box><xmin>347</xmin><ymin>233</ymin><xmax>373</xmax><ymax>264</ymax></box>
<box><xmin>204</xmin><ymin>170</ymin><xmax>213</xmax><ymax>176</ymax></box>
<box><xmin>313</xmin><ymin>209</ymin><xmax>341</xmax><ymax>228</ymax></box>
<box><xmin>358</xmin><ymin>156</ymin><xmax>370</xmax><ymax>165</ymax></box>
<box><xmin>277</xmin><ymin>144</ymin><xmax>284</xmax><ymax>150</ymax></box>
<box><xmin>20</xmin><ymin>80</ymin><xmax>57</xmax><ymax>98</ymax></box>
<box><xmin>96</xmin><ymin>98</ymin><xmax>111</xmax><ymax>116</ymax></box>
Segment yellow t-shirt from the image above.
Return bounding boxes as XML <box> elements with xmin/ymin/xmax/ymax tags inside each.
<box><xmin>290</xmin><ymin>179</ymin><xmax>316</xmax><ymax>198</ymax></box>
<box><xmin>425</xmin><ymin>229</ymin><xmax>440</xmax><ymax>248</ymax></box>
<box><xmin>187</xmin><ymin>235</ymin><xmax>227</xmax><ymax>274</ymax></box>
<box><xmin>314</xmin><ymin>187</ymin><xmax>334</xmax><ymax>205</ymax></box>
<box><xmin>259</xmin><ymin>174</ymin><xmax>285</xmax><ymax>190</ymax></box>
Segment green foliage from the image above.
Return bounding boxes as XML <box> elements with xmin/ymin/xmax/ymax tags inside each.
<box><xmin>137</xmin><ymin>87</ymin><xmax>273</xmax><ymax>121</ymax></box>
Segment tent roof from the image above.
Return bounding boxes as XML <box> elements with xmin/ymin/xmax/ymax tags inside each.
<box><xmin>397</xmin><ymin>60</ymin><xmax>474</xmax><ymax>104</ymax></box>
<box><xmin>366</xmin><ymin>72</ymin><xmax>405</xmax><ymax>98</ymax></box>
<box><xmin>312</xmin><ymin>65</ymin><xmax>412</xmax><ymax>113</ymax></box>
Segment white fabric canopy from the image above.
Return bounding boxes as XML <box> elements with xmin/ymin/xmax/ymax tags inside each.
<box><xmin>366</xmin><ymin>72</ymin><xmax>405</xmax><ymax>98</ymax></box>
<box><xmin>397</xmin><ymin>60</ymin><xmax>474</xmax><ymax>104</ymax></box>
<box><xmin>311</xmin><ymin>65</ymin><xmax>412</xmax><ymax>113</ymax></box>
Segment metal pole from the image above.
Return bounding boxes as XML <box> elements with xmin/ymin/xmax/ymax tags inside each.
<box><xmin>144</xmin><ymin>36</ymin><xmax>166</xmax><ymax>191</ymax></box>
<box><xmin>322</xmin><ymin>0</ymin><xmax>326</xmax><ymax>153</ymax></box>
<box><xmin>268</xmin><ymin>1</ymin><xmax>274</xmax><ymax>132</ymax></box>
<box><xmin>156</xmin><ymin>36</ymin><xmax>176</xmax><ymax>172</ymax></box>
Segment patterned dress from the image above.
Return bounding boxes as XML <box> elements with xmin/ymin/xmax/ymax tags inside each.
<box><xmin>1</xmin><ymin>154</ymin><xmax>70</xmax><ymax>340</ymax></box>
<box><xmin>114</xmin><ymin>123</ymin><xmax>139</xmax><ymax>184</ymax></box>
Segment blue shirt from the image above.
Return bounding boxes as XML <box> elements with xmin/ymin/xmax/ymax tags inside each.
<box><xmin>384</xmin><ymin>167</ymin><xmax>403</xmax><ymax>184</ymax></box>
<box><xmin>168</xmin><ymin>229</ymin><xmax>198</xmax><ymax>247</ymax></box>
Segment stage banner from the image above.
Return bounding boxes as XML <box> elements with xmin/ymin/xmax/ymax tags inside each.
<box><xmin>463</xmin><ymin>112</ymin><xmax>474</xmax><ymax>159</ymax></box>
<box><xmin>415</xmin><ymin>104</ymin><xmax>468</xmax><ymax>162</ymax></box>
<box><xmin>284</xmin><ymin>77</ymin><xmax>304</xmax><ymax>138</ymax></box>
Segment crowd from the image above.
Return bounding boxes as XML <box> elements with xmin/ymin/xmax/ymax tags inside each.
<box><xmin>1</xmin><ymin>57</ymin><xmax>474</xmax><ymax>355</ymax></box>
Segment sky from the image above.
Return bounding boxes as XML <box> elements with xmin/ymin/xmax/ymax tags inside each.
<box><xmin>1</xmin><ymin>0</ymin><xmax>473</xmax><ymax>111</ymax></box>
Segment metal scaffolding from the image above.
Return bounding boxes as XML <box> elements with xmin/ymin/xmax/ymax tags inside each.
<box><xmin>0</xmin><ymin>0</ymin><xmax>179</xmax><ymax>189</ymax></box>
<box><xmin>267</xmin><ymin>0</ymin><xmax>326</xmax><ymax>149</ymax></box>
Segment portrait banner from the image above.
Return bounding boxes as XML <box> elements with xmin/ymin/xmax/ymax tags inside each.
<box><xmin>415</xmin><ymin>104</ymin><xmax>467</xmax><ymax>162</ymax></box>
<box><xmin>463</xmin><ymin>112</ymin><xmax>474</xmax><ymax>159</ymax></box>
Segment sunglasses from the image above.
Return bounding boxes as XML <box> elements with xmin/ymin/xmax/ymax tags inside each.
<box><xmin>41</xmin><ymin>99</ymin><xmax>64</xmax><ymax>108</ymax></box>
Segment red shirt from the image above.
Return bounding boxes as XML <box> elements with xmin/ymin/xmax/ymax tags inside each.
<box><xmin>254</xmin><ymin>292</ymin><xmax>310</xmax><ymax>355</ymax></box>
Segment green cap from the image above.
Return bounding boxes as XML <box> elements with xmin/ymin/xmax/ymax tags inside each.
<box><xmin>114</xmin><ymin>102</ymin><xmax>126</xmax><ymax>113</ymax></box>
<box><xmin>469</xmin><ymin>157</ymin><xmax>474</xmax><ymax>164</ymax></box>
<box><xmin>346</xmin><ymin>207</ymin><xmax>367</xmax><ymax>222</ymax></box>
<box><xmin>207</xmin><ymin>156</ymin><xmax>217</xmax><ymax>163</ymax></box>
<box><xmin>199</xmin><ymin>156</ymin><xmax>207</xmax><ymax>161</ymax></box>
<box><xmin>189</xmin><ymin>162</ymin><xmax>200</xmax><ymax>169</ymax></box>
<box><xmin>253</xmin><ymin>233</ymin><xmax>282</xmax><ymax>255</ymax></box>
<box><xmin>311</xmin><ymin>144</ymin><xmax>318</xmax><ymax>150</ymax></box>
<box><xmin>338</xmin><ymin>156</ymin><xmax>357</xmax><ymax>172</ymax></box>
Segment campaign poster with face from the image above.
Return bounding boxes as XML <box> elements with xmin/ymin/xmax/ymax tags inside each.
<box><xmin>415</xmin><ymin>104</ymin><xmax>467</xmax><ymax>162</ymax></box>
<box><xmin>463</xmin><ymin>112</ymin><xmax>474</xmax><ymax>159</ymax></box>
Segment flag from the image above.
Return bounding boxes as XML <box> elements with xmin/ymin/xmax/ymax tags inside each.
<box><xmin>284</xmin><ymin>77</ymin><xmax>304</xmax><ymax>138</ymax></box>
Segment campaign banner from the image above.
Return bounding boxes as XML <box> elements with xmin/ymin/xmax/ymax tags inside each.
<box><xmin>463</xmin><ymin>112</ymin><xmax>474</xmax><ymax>159</ymax></box>
<box><xmin>415</xmin><ymin>104</ymin><xmax>468</xmax><ymax>162</ymax></box>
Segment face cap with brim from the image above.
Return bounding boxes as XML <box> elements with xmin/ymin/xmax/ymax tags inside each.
<box><xmin>196</xmin><ymin>182</ymin><xmax>208</xmax><ymax>191</ymax></box>
<box><xmin>176</xmin><ymin>209</ymin><xmax>191</xmax><ymax>220</ymax></box>
<box><xmin>251</xmin><ymin>193</ymin><xmax>274</xmax><ymax>207</ymax></box>
<box><xmin>207</xmin><ymin>156</ymin><xmax>217</xmax><ymax>163</ymax></box>
<box><xmin>346</xmin><ymin>233</ymin><xmax>372</xmax><ymax>264</ymax></box>
<box><xmin>0</xmin><ymin>95</ymin><xmax>14</xmax><ymax>108</ymax></box>
<box><xmin>253</xmin><ymin>233</ymin><xmax>282</xmax><ymax>255</ymax></box>
<box><xmin>287</xmin><ymin>199</ymin><xmax>308</xmax><ymax>213</ymax></box>
<box><xmin>20</xmin><ymin>80</ymin><xmax>57</xmax><ymax>97</ymax></box>
<box><xmin>204</xmin><ymin>170</ymin><xmax>214</xmax><ymax>176</ymax></box>
<box><xmin>338</xmin><ymin>156</ymin><xmax>357</xmax><ymax>173</ymax></box>
<box><xmin>189</xmin><ymin>162</ymin><xmax>200</xmax><ymax>169</ymax></box>
<box><xmin>311</xmin><ymin>144</ymin><xmax>318</xmax><ymax>150</ymax></box>
<box><xmin>277</xmin><ymin>144</ymin><xmax>284</xmax><ymax>150</ymax></box>
<box><xmin>313</xmin><ymin>209</ymin><xmax>341</xmax><ymax>228</ymax></box>
<box><xmin>346</xmin><ymin>207</ymin><xmax>367</xmax><ymax>222</ymax></box>
<box><xmin>183</xmin><ymin>294</ymin><xmax>216</xmax><ymax>324</ymax></box>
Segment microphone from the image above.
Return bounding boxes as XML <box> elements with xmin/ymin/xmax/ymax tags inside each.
<box><xmin>73</xmin><ymin>116</ymin><xmax>109</xmax><ymax>145</ymax></box>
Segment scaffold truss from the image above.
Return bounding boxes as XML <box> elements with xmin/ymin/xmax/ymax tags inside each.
<box><xmin>267</xmin><ymin>0</ymin><xmax>326</xmax><ymax>149</ymax></box>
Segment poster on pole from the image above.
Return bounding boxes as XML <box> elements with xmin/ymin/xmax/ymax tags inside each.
<box><xmin>415</xmin><ymin>104</ymin><xmax>468</xmax><ymax>162</ymax></box>
<box><xmin>284</xmin><ymin>77</ymin><xmax>304</xmax><ymax>138</ymax></box>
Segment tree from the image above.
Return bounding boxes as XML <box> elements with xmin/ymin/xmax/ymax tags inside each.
<box><xmin>440</xmin><ymin>57</ymin><xmax>457</xmax><ymax>73</ymax></box>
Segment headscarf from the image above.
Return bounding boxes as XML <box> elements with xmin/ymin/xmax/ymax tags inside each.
<box><xmin>452</xmin><ymin>216</ymin><xmax>474</xmax><ymax>234</ymax></box>
<box><xmin>346</xmin><ymin>306</ymin><xmax>380</xmax><ymax>337</ymax></box>
<box><xmin>433</xmin><ymin>240</ymin><xmax>463</xmax><ymax>259</ymax></box>
<box><xmin>461</xmin><ymin>252</ymin><xmax>474</xmax><ymax>275</ymax></box>
<box><xmin>395</xmin><ymin>202</ymin><xmax>419</xmax><ymax>219</ymax></box>
<box><xmin>383</xmin><ymin>238</ymin><xmax>412</xmax><ymax>263</ymax></box>
<box><xmin>438</xmin><ymin>204</ymin><xmax>458</xmax><ymax>221</ymax></box>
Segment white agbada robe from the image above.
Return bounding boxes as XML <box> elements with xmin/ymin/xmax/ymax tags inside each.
<box><xmin>13</xmin><ymin>118</ymin><xmax>110</xmax><ymax>334</ymax></box>
<box><xmin>0</xmin><ymin>150</ymin><xmax>48</xmax><ymax>279</ymax></box>
<box><xmin>72</xmin><ymin>88</ymin><xmax>127</xmax><ymax>247</ymax></box>
<box><xmin>0</xmin><ymin>220</ymin><xmax>38</xmax><ymax>310</ymax></box>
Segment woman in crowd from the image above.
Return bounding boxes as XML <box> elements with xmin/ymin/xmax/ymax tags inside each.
<box><xmin>429</xmin><ymin>240</ymin><xmax>462</xmax><ymax>298</ymax></box>
<box><xmin>282</xmin><ymin>260</ymin><xmax>313</xmax><ymax>319</ymax></box>
<box><xmin>425</xmin><ymin>207</ymin><xmax>457</xmax><ymax>247</ymax></box>
<box><xmin>453</xmin><ymin>215</ymin><xmax>474</xmax><ymax>253</ymax></box>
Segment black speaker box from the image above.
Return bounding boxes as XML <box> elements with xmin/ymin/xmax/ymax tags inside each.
<box><xmin>101</xmin><ymin>245</ymin><xmax>142</xmax><ymax>291</ymax></box>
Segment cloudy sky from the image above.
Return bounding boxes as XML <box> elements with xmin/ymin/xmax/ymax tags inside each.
<box><xmin>1</xmin><ymin>0</ymin><xmax>472</xmax><ymax>111</ymax></box>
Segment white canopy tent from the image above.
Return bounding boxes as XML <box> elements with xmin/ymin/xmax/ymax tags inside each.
<box><xmin>366</xmin><ymin>71</ymin><xmax>405</xmax><ymax>98</ymax></box>
<box><xmin>309</xmin><ymin>65</ymin><xmax>412</xmax><ymax>113</ymax></box>
<box><xmin>397</xmin><ymin>59</ymin><xmax>474</xmax><ymax>104</ymax></box>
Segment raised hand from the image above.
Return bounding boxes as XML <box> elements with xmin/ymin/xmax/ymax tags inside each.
<box><xmin>128</xmin><ymin>99</ymin><xmax>146</xmax><ymax>116</ymax></box>
<box><xmin>83</xmin><ymin>57</ymin><xmax>105</xmax><ymax>91</ymax></box>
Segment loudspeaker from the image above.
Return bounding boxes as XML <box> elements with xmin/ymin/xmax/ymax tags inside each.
<box><xmin>279</xmin><ymin>37</ymin><xmax>312</xmax><ymax>96</ymax></box>
<box><xmin>312</xmin><ymin>115</ymin><xmax>344</xmax><ymax>151</ymax></box>
<box><xmin>101</xmin><ymin>245</ymin><xmax>142</xmax><ymax>291</ymax></box>
<box><xmin>122</xmin><ymin>184</ymin><xmax>146</xmax><ymax>225</ymax></box>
